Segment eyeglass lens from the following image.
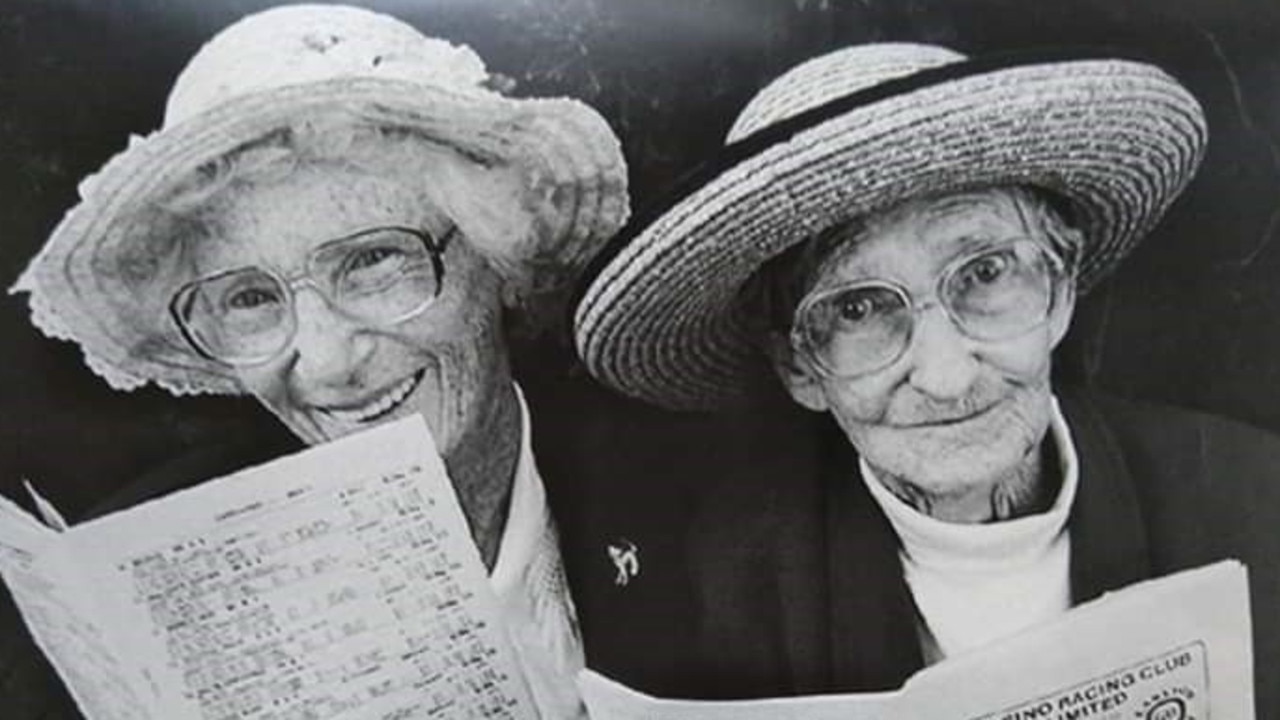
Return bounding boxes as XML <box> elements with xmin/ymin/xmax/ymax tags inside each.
<box><xmin>794</xmin><ymin>239</ymin><xmax>1057</xmax><ymax>378</ymax></box>
<box><xmin>173</xmin><ymin>227</ymin><xmax>442</xmax><ymax>364</ymax></box>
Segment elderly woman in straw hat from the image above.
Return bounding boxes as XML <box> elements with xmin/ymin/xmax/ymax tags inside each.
<box><xmin>9</xmin><ymin>4</ymin><xmax>631</xmax><ymax>718</ymax></box>
<box><xmin>576</xmin><ymin>44</ymin><xmax>1280</xmax><ymax>709</ymax></box>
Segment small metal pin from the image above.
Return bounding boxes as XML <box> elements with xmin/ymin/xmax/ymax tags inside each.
<box><xmin>607</xmin><ymin>539</ymin><xmax>640</xmax><ymax>587</ymax></box>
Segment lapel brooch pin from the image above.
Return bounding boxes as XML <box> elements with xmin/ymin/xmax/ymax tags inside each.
<box><xmin>607</xmin><ymin>538</ymin><xmax>640</xmax><ymax>587</ymax></box>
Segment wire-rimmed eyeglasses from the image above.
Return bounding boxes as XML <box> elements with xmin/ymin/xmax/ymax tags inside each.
<box><xmin>170</xmin><ymin>225</ymin><xmax>453</xmax><ymax>366</ymax></box>
<box><xmin>790</xmin><ymin>237</ymin><xmax>1068</xmax><ymax>379</ymax></box>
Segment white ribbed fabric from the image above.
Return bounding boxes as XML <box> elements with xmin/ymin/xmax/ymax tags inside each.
<box><xmin>489</xmin><ymin>384</ymin><xmax>586</xmax><ymax>719</ymax></box>
<box><xmin>860</xmin><ymin>397</ymin><xmax>1079</xmax><ymax>663</ymax></box>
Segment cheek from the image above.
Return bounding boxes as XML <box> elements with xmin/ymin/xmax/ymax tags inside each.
<box><xmin>401</xmin><ymin>299</ymin><xmax>508</xmax><ymax>445</ymax></box>
<box><xmin>407</xmin><ymin>247</ymin><xmax>507</xmax><ymax>385</ymax></box>
<box><xmin>818</xmin><ymin>373</ymin><xmax>897</xmax><ymax>427</ymax></box>
<box><xmin>408</xmin><ymin>295</ymin><xmax>505</xmax><ymax>379</ymax></box>
<box><xmin>232</xmin><ymin>363</ymin><xmax>289</xmax><ymax>408</ymax></box>
<box><xmin>984</xmin><ymin>327</ymin><xmax>1056</xmax><ymax>384</ymax></box>
<box><xmin>1004</xmin><ymin>390</ymin><xmax>1053</xmax><ymax>443</ymax></box>
<box><xmin>232</xmin><ymin>365</ymin><xmax>332</xmax><ymax>444</ymax></box>
<box><xmin>425</xmin><ymin>335</ymin><xmax>487</xmax><ymax>420</ymax></box>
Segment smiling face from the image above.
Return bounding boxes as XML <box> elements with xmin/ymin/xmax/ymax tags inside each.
<box><xmin>776</xmin><ymin>189</ymin><xmax>1076</xmax><ymax>505</ymax></box>
<box><xmin>189</xmin><ymin>161</ymin><xmax>512</xmax><ymax>459</ymax></box>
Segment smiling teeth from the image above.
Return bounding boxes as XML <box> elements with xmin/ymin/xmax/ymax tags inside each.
<box><xmin>325</xmin><ymin>373</ymin><xmax>421</xmax><ymax>424</ymax></box>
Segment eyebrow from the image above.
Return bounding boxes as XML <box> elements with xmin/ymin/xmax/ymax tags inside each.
<box><xmin>950</xmin><ymin>232</ymin><xmax>1015</xmax><ymax>250</ymax></box>
<box><xmin>814</xmin><ymin>231</ymin><xmax>1025</xmax><ymax>289</ymax></box>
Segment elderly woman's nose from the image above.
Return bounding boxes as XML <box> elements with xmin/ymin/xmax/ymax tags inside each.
<box><xmin>903</xmin><ymin>308</ymin><xmax>980</xmax><ymax>400</ymax></box>
<box><xmin>288</xmin><ymin>290</ymin><xmax>373</xmax><ymax>384</ymax></box>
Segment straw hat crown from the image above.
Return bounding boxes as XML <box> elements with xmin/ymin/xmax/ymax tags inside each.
<box><xmin>727</xmin><ymin>43</ymin><xmax>964</xmax><ymax>142</ymax></box>
<box><xmin>164</xmin><ymin>5</ymin><xmax>489</xmax><ymax>126</ymax></box>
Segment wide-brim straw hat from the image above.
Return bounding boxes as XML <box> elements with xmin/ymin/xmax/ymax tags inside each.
<box><xmin>575</xmin><ymin>43</ymin><xmax>1207</xmax><ymax>411</ymax></box>
<box><xmin>13</xmin><ymin>4</ymin><xmax>627</xmax><ymax>396</ymax></box>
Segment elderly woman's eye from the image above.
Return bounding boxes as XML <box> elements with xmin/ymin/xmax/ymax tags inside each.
<box><xmin>347</xmin><ymin>245</ymin><xmax>405</xmax><ymax>271</ymax></box>
<box><xmin>831</xmin><ymin>286</ymin><xmax>899</xmax><ymax>324</ymax></box>
<box><xmin>961</xmin><ymin>251</ymin><xmax>1013</xmax><ymax>286</ymax></box>
<box><xmin>838</xmin><ymin>295</ymin><xmax>875</xmax><ymax>322</ymax></box>
<box><xmin>226</xmin><ymin>286</ymin><xmax>281</xmax><ymax>310</ymax></box>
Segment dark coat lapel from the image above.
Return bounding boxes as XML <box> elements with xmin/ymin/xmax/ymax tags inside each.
<box><xmin>1057</xmin><ymin>391</ymin><xmax>1153</xmax><ymax>602</ymax></box>
<box><xmin>820</xmin><ymin>420</ymin><xmax>926</xmax><ymax>692</ymax></box>
<box><xmin>742</xmin><ymin>412</ymin><xmax>924</xmax><ymax>695</ymax></box>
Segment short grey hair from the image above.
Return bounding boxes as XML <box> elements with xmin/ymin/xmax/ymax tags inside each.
<box><xmin>742</xmin><ymin>185</ymin><xmax>1085</xmax><ymax>337</ymax></box>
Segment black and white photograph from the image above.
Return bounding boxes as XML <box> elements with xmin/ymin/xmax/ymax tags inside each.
<box><xmin>1</xmin><ymin>1</ymin><xmax>1278</xmax><ymax>718</ymax></box>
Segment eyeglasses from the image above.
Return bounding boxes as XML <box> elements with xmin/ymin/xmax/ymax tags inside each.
<box><xmin>171</xmin><ymin>226</ymin><xmax>452</xmax><ymax>366</ymax></box>
<box><xmin>790</xmin><ymin>238</ymin><xmax>1067</xmax><ymax>379</ymax></box>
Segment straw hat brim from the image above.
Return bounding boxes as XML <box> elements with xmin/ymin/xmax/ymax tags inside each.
<box><xmin>574</xmin><ymin>52</ymin><xmax>1207</xmax><ymax>411</ymax></box>
<box><xmin>16</xmin><ymin>75</ymin><xmax>626</xmax><ymax>395</ymax></box>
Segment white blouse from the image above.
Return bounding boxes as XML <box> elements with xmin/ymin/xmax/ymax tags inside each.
<box><xmin>488</xmin><ymin>384</ymin><xmax>586</xmax><ymax>718</ymax></box>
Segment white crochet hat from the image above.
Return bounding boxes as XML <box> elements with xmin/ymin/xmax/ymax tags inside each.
<box><xmin>575</xmin><ymin>43</ymin><xmax>1207</xmax><ymax>411</ymax></box>
<box><xmin>13</xmin><ymin>4</ymin><xmax>628</xmax><ymax>396</ymax></box>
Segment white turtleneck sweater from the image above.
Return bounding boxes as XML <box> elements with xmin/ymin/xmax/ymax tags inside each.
<box><xmin>860</xmin><ymin>397</ymin><xmax>1079</xmax><ymax>664</ymax></box>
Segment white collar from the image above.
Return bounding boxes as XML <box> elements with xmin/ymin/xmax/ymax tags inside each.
<box><xmin>477</xmin><ymin>383</ymin><xmax>586</xmax><ymax>718</ymax></box>
<box><xmin>488</xmin><ymin>382</ymin><xmax>546</xmax><ymax>592</ymax></box>
<box><xmin>860</xmin><ymin>395</ymin><xmax>1079</xmax><ymax>568</ymax></box>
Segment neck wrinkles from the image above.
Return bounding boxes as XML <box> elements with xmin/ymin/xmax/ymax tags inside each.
<box><xmin>446</xmin><ymin>380</ymin><xmax>521</xmax><ymax>569</ymax></box>
<box><xmin>872</xmin><ymin>439</ymin><xmax>1057</xmax><ymax>524</ymax></box>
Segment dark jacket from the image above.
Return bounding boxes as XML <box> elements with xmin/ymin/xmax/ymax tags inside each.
<box><xmin>566</xmin><ymin>387</ymin><xmax>1280</xmax><ymax>718</ymax></box>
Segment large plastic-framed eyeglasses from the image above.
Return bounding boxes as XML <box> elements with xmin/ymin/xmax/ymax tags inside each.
<box><xmin>170</xmin><ymin>225</ymin><xmax>453</xmax><ymax>367</ymax></box>
<box><xmin>790</xmin><ymin>237</ymin><xmax>1068</xmax><ymax>380</ymax></box>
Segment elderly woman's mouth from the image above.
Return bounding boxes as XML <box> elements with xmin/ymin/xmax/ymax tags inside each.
<box><xmin>892</xmin><ymin>402</ymin><xmax>1001</xmax><ymax>429</ymax></box>
<box><xmin>320</xmin><ymin>369</ymin><xmax>426</xmax><ymax>424</ymax></box>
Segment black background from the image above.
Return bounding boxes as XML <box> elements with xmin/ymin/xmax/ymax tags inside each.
<box><xmin>3</xmin><ymin>0</ymin><xmax>1280</xmax><ymax>517</ymax></box>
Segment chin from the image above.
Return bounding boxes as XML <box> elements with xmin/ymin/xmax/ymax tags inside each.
<box><xmin>881</xmin><ymin>443</ymin><xmax>1027</xmax><ymax>497</ymax></box>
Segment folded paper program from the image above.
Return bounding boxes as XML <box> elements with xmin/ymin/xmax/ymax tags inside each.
<box><xmin>579</xmin><ymin>560</ymin><xmax>1253</xmax><ymax>720</ymax></box>
<box><xmin>0</xmin><ymin>415</ymin><xmax>536</xmax><ymax>720</ymax></box>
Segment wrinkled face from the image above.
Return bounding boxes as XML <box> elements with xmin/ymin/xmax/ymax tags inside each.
<box><xmin>188</xmin><ymin>162</ymin><xmax>510</xmax><ymax>456</ymax></box>
<box><xmin>780</xmin><ymin>190</ymin><xmax>1075</xmax><ymax>496</ymax></box>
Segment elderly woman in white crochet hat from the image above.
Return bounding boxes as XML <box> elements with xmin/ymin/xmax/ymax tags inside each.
<box><xmin>576</xmin><ymin>44</ymin><xmax>1280</xmax><ymax>711</ymax></box>
<box><xmin>12</xmin><ymin>5</ymin><xmax>627</xmax><ymax>718</ymax></box>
